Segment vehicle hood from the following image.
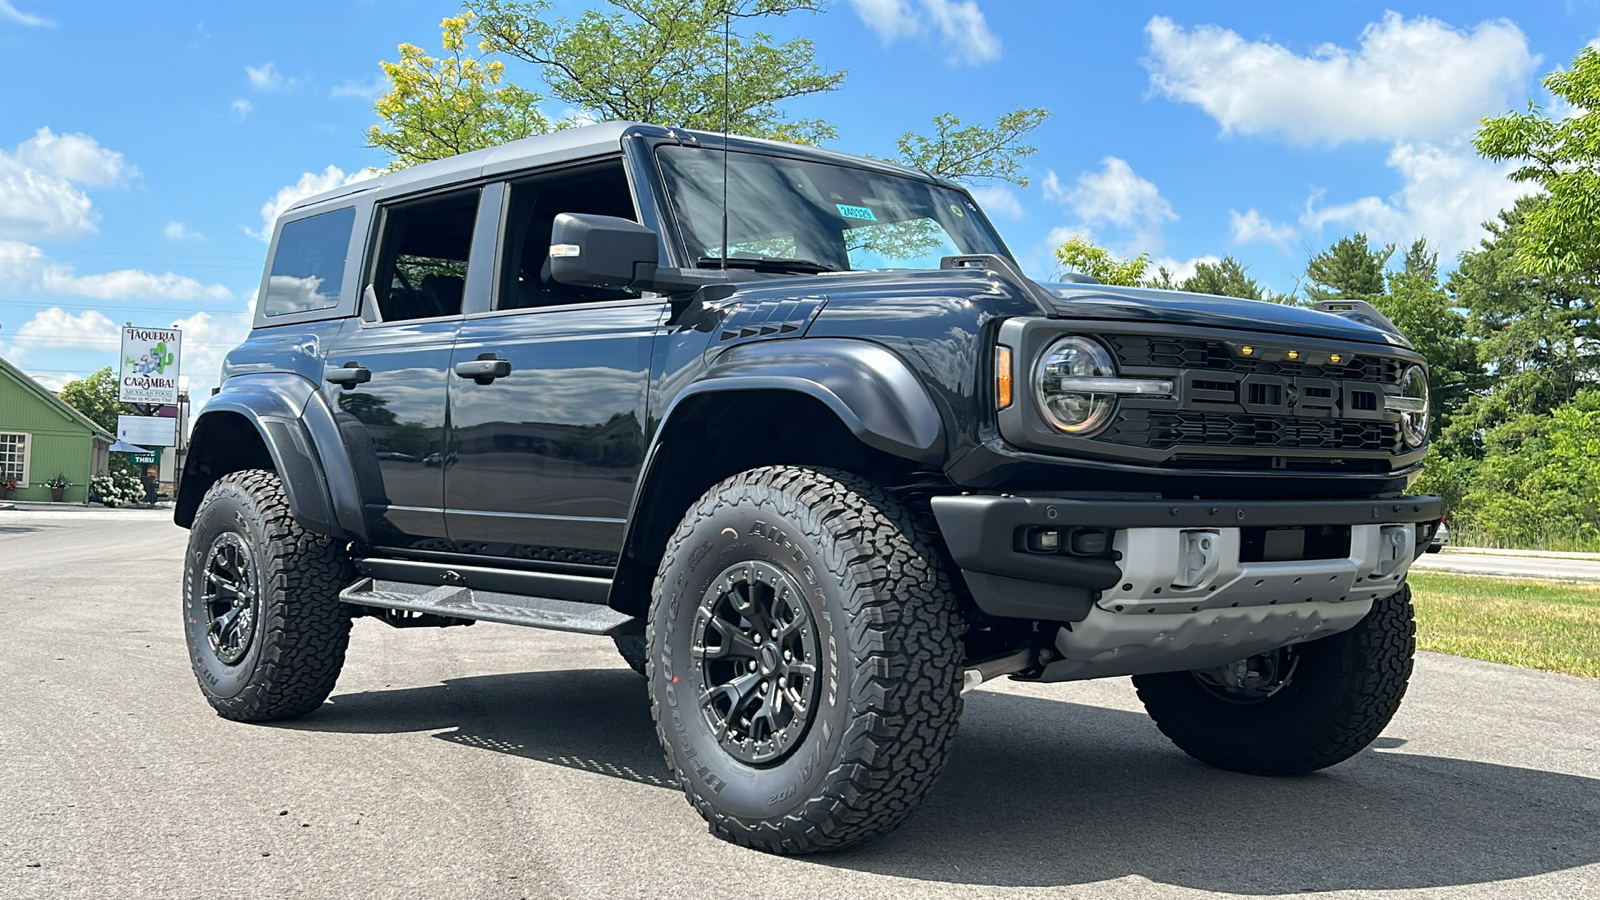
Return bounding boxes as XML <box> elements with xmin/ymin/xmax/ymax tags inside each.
<box><xmin>1037</xmin><ymin>281</ymin><xmax>1412</xmax><ymax>348</ymax></box>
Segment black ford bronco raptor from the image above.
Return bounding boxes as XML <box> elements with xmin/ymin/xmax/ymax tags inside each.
<box><xmin>177</xmin><ymin>122</ymin><xmax>1442</xmax><ymax>854</ymax></box>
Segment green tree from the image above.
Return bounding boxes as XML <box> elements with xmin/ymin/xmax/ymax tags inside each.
<box><xmin>1304</xmin><ymin>233</ymin><xmax>1393</xmax><ymax>303</ymax></box>
<box><xmin>1181</xmin><ymin>256</ymin><xmax>1265</xmax><ymax>300</ymax></box>
<box><xmin>58</xmin><ymin>367</ymin><xmax>129</xmax><ymax>434</ymax></box>
<box><xmin>895</xmin><ymin>108</ymin><xmax>1051</xmax><ymax>185</ymax></box>
<box><xmin>369</xmin><ymin>12</ymin><xmax>551</xmax><ymax>168</ymax></box>
<box><xmin>1445</xmin><ymin>198</ymin><xmax>1600</xmax><ymax>452</ymax></box>
<box><xmin>1376</xmin><ymin>239</ymin><xmax>1479</xmax><ymax>439</ymax></box>
<box><xmin>1474</xmin><ymin>46</ymin><xmax>1600</xmax><ymax>282</ymax></box>
<box><xmin>370</xmin><ymin>3</ymin><xmax>1050</xmax><ymax>187</ymax></box>
<box><xmin>1455</xmin><ymin>391</ymin><xmax>1600</xmax><ymax>547</ymax></box>
<box><xmin>473</xmin><ymin>0</ymin><xmax>842</xmax><ymax>144</ymax></box>
<box><xmin>1052</xmin><ymin>235</ymin><xmax>1149</xmax><ymax>287</ymax></box>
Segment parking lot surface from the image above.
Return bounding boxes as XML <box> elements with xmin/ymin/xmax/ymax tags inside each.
<box><xmin>3</xmin><ymin>509</ymin><xmax>1598</xmax><ymax>899</ymax></box>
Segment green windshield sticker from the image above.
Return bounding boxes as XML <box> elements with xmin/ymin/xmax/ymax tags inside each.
<box><xmin>836</xmin><ymin>204</ymin><xmax>877</xmax><ymax>221</ymax></box>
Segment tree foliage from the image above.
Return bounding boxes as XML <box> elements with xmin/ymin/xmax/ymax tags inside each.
<box><xmin>1370</xmin><ymin>240</ymin><xmax>1479</xmax><ymax>439</ymax></box>
<box><xmin>1181</xmin><ymin>256</ymin><xmax>1265</xmax><ymax>300</ymax></box>
<box><xmin>1475</xmin><ymin>46</ymin><xmax>1600</xmax><ymax>282</ymax></box>
<box><xmin>58</xmin><ymin>367</ymin><xmax>128</xmax><ymax>434</ymax></box>
<box><xmin>895</xmin><ymin>108</ymin><xmax>1051</xmax><ymax>185</ymax></box>
<box><xmin>1304</xmin><ymin>233</ymin><xmax>1393</xmax><ymax>303</ymax></box>
<box><xmin>368</xmin><ymin>12</ymin><xmax>551</xmax><ymax>168</ymax></box>
<box><xmin>1052</xmin><ymin>236</ymin><xmax>1149</xmax><ymax>287</ymax></box>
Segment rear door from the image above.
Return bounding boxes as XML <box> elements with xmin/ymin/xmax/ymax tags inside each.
<box><xmin>321</xmin><ymin>185</ymin><xmax>496</xmax><ymax>550</ymax></box>
<box><xmin>445</xmin><ymin>161</ymin><xmax>666</xmax><ymax>567</ymax></box>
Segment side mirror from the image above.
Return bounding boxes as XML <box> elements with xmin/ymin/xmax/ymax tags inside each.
<box><xmin>548</xmin><ymin>213</ymin><xmax>659</xmax><ymax>290</ymax></box>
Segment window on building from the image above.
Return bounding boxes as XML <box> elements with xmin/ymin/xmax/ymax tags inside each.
<box><xmin>0</xmin><ymin>433</ymin><xmax>30</xmax><ymax>487</ymax></box>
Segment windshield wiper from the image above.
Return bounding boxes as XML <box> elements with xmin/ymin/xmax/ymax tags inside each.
<box><xmin>696</xmin><ymin>256</ymin><xmax>838</xmax><ymax>274</ymax></box>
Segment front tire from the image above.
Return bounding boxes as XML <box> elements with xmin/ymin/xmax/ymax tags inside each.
<box><xmin>1133</xmin><ymin>585</ymin><xmax>1415</xmax><ymax>775</ymax></box>
<box><xmin>182</xmin><ymin>470</ymin><xmax>355</xmax><ymax>722</ymax></box>
<box><xmin>647</xmin><ymin>466</ymin><xmax>964</xmax><ymax>854</ymax></box>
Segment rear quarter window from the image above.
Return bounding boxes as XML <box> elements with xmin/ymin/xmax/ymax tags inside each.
<box><xmin>262</xmin><ymin>207</ymin><xmax>357</xmax><ymax>318</ymax></box>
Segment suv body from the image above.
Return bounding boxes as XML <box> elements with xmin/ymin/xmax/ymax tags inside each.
<box><xmin>176</xmin><ymin>122</ymin><xmax>1442</xmax><ymax>853</ymax></box>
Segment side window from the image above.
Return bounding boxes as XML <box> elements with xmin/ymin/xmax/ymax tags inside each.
<box><xmin>497</xmin><ymin>162</ymin><xmax>639</xmax><ymax>310</ymax></box>
<box><xmin>262</xmin><ymin>207</ymin><xmax>356</xmax><ymax>318</ymax></box>
<box><xmin>370</xmin><ymin>189</ymin><xmax>479</xmax><ymax>322</ymax></box>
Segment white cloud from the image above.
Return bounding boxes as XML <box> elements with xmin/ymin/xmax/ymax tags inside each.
<box><xmin>0</xmin><ymin>238</ymin><xmax>232</xmax><ymax>302</ymax></box>
<box><xmin>1144</xmin><ymin>13</ymin><xmax>1538</xmax><ymax>145</ymax></box>
<box><xmin>230</xmin><ymin>98</ymin><xmax>253</xmax><ymax>118</ymax></box>
<box><xmin>0</xmin><ymin>1</ymin><xmax>51</xmax><ymax>27</ymax></box>
<box><xmin>969</xmin><ymin>184</ymin><xmax>1023</xmax><ymax>218</ymax></box>
<box><xmin>249</xmin><ymin>165</ymin><xmax>380</xmax><ymax>241</ymax></box>
<box><xmin>0</xmin><ymin>128</ymin><xmax>134</xmax><ymax>242</ymax></box>
<box><xmin>1152</xmin><ymin>255</ymin><xmax>1222</xmax><ymax>284</ymax></box>
<box><xmin>331</xmin><ymin>75</ymin><xmax>387</xmax><ymax>100</ymax></box>
<box><xmin>1057</xmin><ymin>156</ymin><xmax>1176</xmax><ymax>252</ymax></box>
<box><xmin>14</xmin><ymin>127</ymin><xmax>134</xmax><ymax>186</ymax></box>
<box><xmin>1299</xmin><ymin>141</ymin><xmax>1529</xmax><ymax>258</ymax></box>
<box><xmin>1230</xmin><ymin>209</ymin><xmax>1297</xmax><ymax>250</ymax></box>
<box><xmin>171</xmin><ymin>308</ymin><xmax>254</xmax><ymax>396</ymax></box>
<box><xmin>13</xmin><ymin>307</ymin><xmax>119</xmax><ymax>350</ymax></box>
<box><xmin>246</xmin><ymin>62</ymin><xmax>283</xmax><ymax>91</ymax></box>
<box><xmin>846</xmin><ymin>0</ymin><xmax>1001</xmax><ymax>65</ymax></box>
<box><xmin>1040</xmin><ymin>169</ymin><xmax>1068</xmax><ymax>204</ymax></box>
<box><xmin>163</xmin><ymin>221</ymin><xmax>204</xmax><ymax>241</ymax></box>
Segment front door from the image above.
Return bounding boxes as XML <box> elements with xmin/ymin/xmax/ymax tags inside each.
<box><xmin>321</xmin><ymin>187</ymin><xmax>485</xmax><ymax>550</ymax></box>
<box><xmin>444</xmin><ymin>162</ymin><xmax>665</xmax><ymax>568</ymax></box>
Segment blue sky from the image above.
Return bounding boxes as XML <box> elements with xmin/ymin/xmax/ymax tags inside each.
<box><xmin>0</xmin><ymin>0</ymin><xmax>1593</xmax><ymax>397</ymax></box>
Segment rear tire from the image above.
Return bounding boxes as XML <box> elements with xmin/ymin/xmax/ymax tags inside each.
<box><xmin>613</xmin><ymin>633</ymin><xmax>647</xmax><ymax>677</ymax></box>
<box><xmin>182</xmin><ymin>470</ymin><xmax>355</xmax><ymax>722</ymax></box>
<box><xmin>1133</xmin><ymin>586</ymin><xmax>1415</xmax><ymax>775</ymax></box>
<box><xmin>647</xmin><ymin>466</ymin><xmax>964</xmax><ymax>854</ymax></box>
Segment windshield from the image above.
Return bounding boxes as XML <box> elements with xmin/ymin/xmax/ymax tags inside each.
<box><xmin>656</xmin><ymin>145</ymin><xmax>1009</xmax><ymax>272</ymax></box>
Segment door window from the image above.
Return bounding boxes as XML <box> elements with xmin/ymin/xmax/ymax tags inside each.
<box><xmin>497</xmin><ymin>162</ymin><xmax>640</xmax><ymax>310</ymax></box>
<box><xmin>370</xmin><ymin>190</ymin><xmax>480</xmax><ymax>322</ymax></box>
<box><xmin>262</xmin><ymin>206</ymin><xmax>356</xmax><ymax>318</ymax></box>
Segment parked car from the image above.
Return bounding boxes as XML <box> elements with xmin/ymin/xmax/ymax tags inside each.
<box><xmin>1428</xmin><ymin>516</ymin><xmax>1450</xmax><ymax>552</ymax></box>
<box><xmin>175</xmin><ymin>122</ymin><xmax>1443</xmax><ymax>854</ymax></box>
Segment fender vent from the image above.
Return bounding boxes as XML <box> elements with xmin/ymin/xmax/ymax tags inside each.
<box><xmin>715</xmin><ymin>298</ymin><xmax>825</xmax><ymax>344</ymax></box>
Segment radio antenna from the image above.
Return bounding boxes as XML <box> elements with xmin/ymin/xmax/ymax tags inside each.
<box><xmin>720</xmin><ymin>5</ymin><xmax>730</xmax><ymax>271</ymax></box>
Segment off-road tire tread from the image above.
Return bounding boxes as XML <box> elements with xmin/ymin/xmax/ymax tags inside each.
<box><xmin>1133</xmin><ymin>585</ymin><xmax>1415</xmax><ymax>775</ymax></box>
<box><xmin>612</xmin><ymin>634</ymin><xmax>648</xmax><ymax>677</ymax></box>
<box><xmin>188</xmin><ymin>469</ymin><xmax>354</xmax><ymax>722</ymax></box>
<box><xmin>647</xmin><ymin>465</ymin><xmax>964</xmax><ymax>854</ymax></box>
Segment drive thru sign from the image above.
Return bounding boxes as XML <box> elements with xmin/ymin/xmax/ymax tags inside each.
<box><xmin>119</xmin><ymin>327</ymin><xmax>182</xmax><ymax>404</ymax></box>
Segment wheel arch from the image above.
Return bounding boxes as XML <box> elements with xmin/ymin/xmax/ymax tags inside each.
<box><xmin>175</xmin><ymin>374</ymin><xmax>366</xmax><ymax>542</ymax></box>
<box><xmin>607</xmin><ymin>340</ymin><xmax>949</xmax><ymax>617</ymax></box>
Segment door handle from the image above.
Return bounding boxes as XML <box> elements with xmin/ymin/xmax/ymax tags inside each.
<box><xmin>454</xmin><ymin>354</ymin><xmax>512</xmax><ymax>385</ymax></box>
<box><xmin>325</xmin><ymin>362</ymin><xmax>372</xmax><ymax>386</ymax></box>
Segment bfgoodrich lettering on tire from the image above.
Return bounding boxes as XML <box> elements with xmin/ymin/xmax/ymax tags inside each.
<box><xmin>647</xmin><ymin>466</ymin><xmax>964</xmax><ymax>854</ymax></box>
<box><xmin>1133</xmin><ymin>585</ymin><xmax>1416</xmax><ymax>776</ymax></box>
<box><xmin>182</xmin><ymin>469</ymin><xmax>355</xmax><ymax>722</ymax></box>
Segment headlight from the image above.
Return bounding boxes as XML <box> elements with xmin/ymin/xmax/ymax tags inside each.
<box><xmin>1386</xmin><ymin>365</ymin><xmax>1429</xmax><ymax>447</ymax></box>
<box><xmin>1034</xmin><ymin>337</ymin><xmax>1117</xmax><ymax>434</ymax></box>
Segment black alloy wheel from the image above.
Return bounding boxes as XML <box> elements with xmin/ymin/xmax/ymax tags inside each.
<box><xmin>692</xmin><ymin>560</ymin><xmax>820</xmax><ymax>766</ymax></box>
<box><xmin>201</xmin><ymin>532</ymin><xmax>259</xmax><ymax>666</ymax></box>
<box><xmin>1191</xmin><ymin>645</ymin><xmax>1300</xmax><ymax>705</ymax></box>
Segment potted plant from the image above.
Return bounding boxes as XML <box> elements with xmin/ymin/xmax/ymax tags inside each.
<box><xmin>45</xmin><ymin>473</ymin><xmax>70</xmax><ymax>502</ymax></box>
<box><xmin>0</xmin><ymin>476</ymin><xmax>16</xmax><ymax>499</ymax></box>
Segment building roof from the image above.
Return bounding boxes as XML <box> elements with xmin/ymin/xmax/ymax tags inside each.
<box><xmin>0</xmin><ymin>355</ymin><xmax>115</xmax><ymax>440</ymax></box>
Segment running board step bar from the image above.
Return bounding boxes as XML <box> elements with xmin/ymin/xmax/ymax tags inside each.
<box><xmin>338</xmin><ymin>577</ymin><xmax>635</xmax><ymax>635</ymax></box>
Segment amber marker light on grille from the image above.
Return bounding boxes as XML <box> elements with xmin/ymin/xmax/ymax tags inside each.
<box><xmin>1330</xmin><ymin>353</ymin><xmax>1343</xmax><ymax>363</ymax></box>
<box><xmin>996</xmin><ymin>346</ymin><xmax>1014</xmax><ymax>409</ymax></box>
<box><xmin>1287</xmin><ymin>349</ymin><xmax>1300</xmax><ymax>360</ymax></box>
<box><xmin>1241</xmin><ymin>346</ymin><xmax>1254</xmax><ymax>356</ymax></box>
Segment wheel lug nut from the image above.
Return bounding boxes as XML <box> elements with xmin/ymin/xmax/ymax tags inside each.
<box><xmin>753</xmin><ymin>632</ymin><xmax>761</xmax><ymax>644</ymax></box>
<box><xmin>759</xmin><ymin>682</ymin><xmax>769</xmax><ymax>693</ymax></box>
<box><xmin>783</xmin><ymin>650</ymin><xmax>792</xmax><ymax>661</ymax></box>
<box><xmin>748</xmin><ymin>660</ymin><xmax>758</xmax><ymax>672</ymax></box>
<box><xmin>770</xmin><ymin>629</ymin><xmax>778</xmax><ymax>639</ymax></box>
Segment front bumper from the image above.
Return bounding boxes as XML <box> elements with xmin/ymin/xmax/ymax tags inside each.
<box><xmin>931</xmin><ymin>494</ymin><xmax>1444</xmax><ymax>681</ymax></box>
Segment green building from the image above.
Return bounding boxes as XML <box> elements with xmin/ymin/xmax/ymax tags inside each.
<box><xmin>0</xmin><ymin>356</ymin><xmax>111</xmax><ymax>503</ymax></box>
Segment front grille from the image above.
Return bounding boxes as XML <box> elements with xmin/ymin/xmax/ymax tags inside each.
<box><xmin>1102</xmin><ymin>410</ymin><xmax>1402</xmax><ymax>453</ymax></box>
<box><xmin>1108</xmin><ymin>336</ymin><xmax>1403</xmax><ymax>385</ymax></box>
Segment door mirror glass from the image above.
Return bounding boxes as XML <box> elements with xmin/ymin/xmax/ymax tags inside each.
<box><xmin>547</xmin><ymin>213</ymin><xmax>659</xmax><ymax>290</ymax></box>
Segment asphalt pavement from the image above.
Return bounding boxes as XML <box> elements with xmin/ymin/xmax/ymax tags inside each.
<box><xmin>1413</xmin><ymin>548</ymin><xmax>1600</xmax><ymax>581</ymax></box>
<box><xmin>3</xmin><ymin>508</ymin><xmax>1598</xmax><ymax>899</ymax></box>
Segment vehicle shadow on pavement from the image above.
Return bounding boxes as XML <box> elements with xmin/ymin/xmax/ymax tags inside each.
<box><xmin>285</xmin><ymin>668</ymin><xmax>1600</xmax><ymax>894</ymax></box>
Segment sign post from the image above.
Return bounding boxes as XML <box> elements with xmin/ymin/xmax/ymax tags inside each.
<box><xmin>118</xmin><ymin>327</ymin><xmax>182</xmax><ymax>405</ymax></box>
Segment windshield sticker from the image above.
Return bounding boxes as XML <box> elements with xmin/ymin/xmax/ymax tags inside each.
<box><xmin>836</xmin><ymin>204</ymin><xmax>877</xmax><ymax>221</ymax></box>
<box><xmin>949</xmin><ymin>203</ymin><xmax>966</xmax><ymax>218</ymax></box>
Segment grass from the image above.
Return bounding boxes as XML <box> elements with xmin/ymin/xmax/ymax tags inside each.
<box><xmin>1408</xmin><ymin>571</ymin><xmax>1600</xmax><ymax>679</ymax></box>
